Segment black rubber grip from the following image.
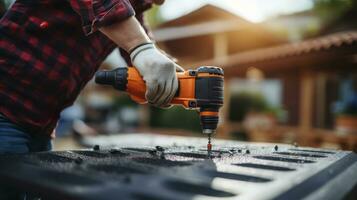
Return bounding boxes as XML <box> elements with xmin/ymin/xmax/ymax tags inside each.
<box><xmin>95</xmin><ymin>68</ymin><xmax>128</xmax><ymax>91</ymax></box>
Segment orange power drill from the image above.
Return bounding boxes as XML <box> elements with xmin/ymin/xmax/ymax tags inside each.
<box><xmin>95</xmin><ymin>66</ymin><xmax>224</xmax><ymax>151</ymax></box>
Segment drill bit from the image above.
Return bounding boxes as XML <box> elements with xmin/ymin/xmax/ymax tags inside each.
<box><xmin>207</xmin><ymin>133</ymin><xmax>212</xmax><ymax>154</ymax></box>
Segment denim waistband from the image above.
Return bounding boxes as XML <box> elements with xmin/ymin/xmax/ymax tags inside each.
<box><xmin>0</xmin><ymin>115</ymin><xmax>52</xmax><ymax>153</ymax></box>
<box><xmin>0</xmin><ymin>113</ymin><xmax>52</xmax><ymax>140</ymax></box>
<box><xmin>0</xmin><ymin>113</ymin><xmax>28</xmax><ymax>134</ymax></box>
<box><xmin>0</xmin><ymin>113</ymin><xmax>10</xmax><ymax>122</ymax></box>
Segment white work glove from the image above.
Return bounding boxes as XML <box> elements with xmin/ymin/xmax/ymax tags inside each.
<box><xmin>130</xmin><ymin>43</ymin><xmax>184</xmax><ymax>108</ymax></box>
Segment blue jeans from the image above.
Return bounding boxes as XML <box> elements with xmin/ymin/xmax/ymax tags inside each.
<box><xmin>0</xmin><ymin>114</ymin><xmax>52</xmax><ymax>199</ymax></box>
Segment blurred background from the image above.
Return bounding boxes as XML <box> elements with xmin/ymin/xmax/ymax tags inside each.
<box><xmin>1</xmin><ymin>0</ymin><xmax>357</xmax><ymax>151</ymax></box>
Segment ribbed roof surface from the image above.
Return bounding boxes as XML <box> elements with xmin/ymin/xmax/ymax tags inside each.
<box><xmin>226</xmin><ymin>31</ymin><xmax>357</xmax><ymax>66</ymax></box>
<box><xmin>0</xmin><ymin>134</ymin><xmax>356</xmax><ymax>200</ymax></box>
<box><xmin>191</xmin><ymin>31</ymin><xmax>357</xmax><ymax>70</ymax></box>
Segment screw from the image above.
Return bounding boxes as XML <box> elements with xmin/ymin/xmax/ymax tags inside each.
<box><xmin>237</xmin><ymin>149</ymin><xmax>242</xmax><ymax>153</ymax></box>
<box><xmin>274</xmin><ymin>145</ymin><xmax>278</xmax><ymax>151</ymax></box>
<box><xmin>160</xmin><ymin>153</ymin><xmax>166</xmax><ymax>160</ymax></box>
<box><xmin>75</xmin><ymin>157</ymin><xmax>83</xmax><ymax>165</ymax></box>
<box><xmin>156</xmin><ymin>146</ymin><xmax>164</xmax><ymax>152</ymax></box>
<box><xmin>149</xmin><ymin>150</ymin><xmax>157</xmax><ymax>156</ymax></box>
<box><xmin>246</xmin><ymin>150</ymin><xmax>250</xmax><ymax>154</ymax></box>
<box><xmin>93</xmin><ymin>145</ymin><xmax>100</xmax><ymax>151</ymax></box>
<box><xmin>228</xmin><ymin>149</ymin><xmax>235</xmax><ymax>156</ymax></box>
<box><xmin>109</xmin><ymin>149</ymin><xmax>121</xmax><ymax>154</ymax></box>
<box><xmin>293</xmin><ymin>142</ymin><xmax>298</xmax><ymax>148</ymax></box>
<box><xmin>189</xmin><ymin>70</ymin><xmax>197</xmax><ymax>76</ymax></box>
<box><xmin>189</xmin><ymin>101</ymin><xmax>197</xmax><ymax>107</ymax></box>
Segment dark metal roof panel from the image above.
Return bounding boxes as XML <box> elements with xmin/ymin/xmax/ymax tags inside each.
<box><xmin>0</xmin><ymin>134</ymin><xmax>356</xmax><ymax>200</ymax></box>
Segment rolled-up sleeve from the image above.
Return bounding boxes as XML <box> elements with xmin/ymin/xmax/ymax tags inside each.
<box><xmin>68</xmin><ymin>0</ymin><xmax>135</xmax><ymax>35</ymax></box>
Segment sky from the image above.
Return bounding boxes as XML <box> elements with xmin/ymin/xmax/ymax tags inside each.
<box><xmin>159</xmin><ymin>0</ymin><xmax>314</xmax><ymax>23</ymax></box>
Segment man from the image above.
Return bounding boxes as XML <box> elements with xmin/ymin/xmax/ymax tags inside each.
<box><xmin>0</xmin><ymin>0</ymin><xmax>180</xmax><ymax>198</ymax></box>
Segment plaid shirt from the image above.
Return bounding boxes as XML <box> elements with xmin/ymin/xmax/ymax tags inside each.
<box><xmin>0</xmin><ymin>0</ymin><xmax>153</xmax><ymax>136</ymax></box>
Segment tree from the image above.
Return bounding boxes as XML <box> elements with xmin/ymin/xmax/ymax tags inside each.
<box><xmin>313</xmin><ymin>0</ymin><xmax>355</xmax><ymax>23</ymax></box>
<box><xmin>145</xmin><ymin>5</ymin><xmax>164</xmax><ymax>28</ymax></box>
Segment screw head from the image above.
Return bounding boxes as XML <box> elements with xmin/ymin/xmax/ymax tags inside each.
<box><xmin>189</xmin><ymin>101</ymin><xmax>197</xmax><ymax>108</ymax></box>
<box><xmin>93</xmin><ymin>145</ymin><xmax>100</xmax><ymax>151</ymax></box>
<box><xmin>155</xmin><ymin>146</ymin><xmax>164</xmax><ymax>152</ymax></box>
<box><xmin>109</xmin><ymin>149</ymin><xmax>121</xmax><ymax>154</ymax></box>
<box><xmin>274</xmin><ymin>145</ymin><xmax>278</xmax><ymax>151</ymax></box>
<box><xmin>149</xmin><ymin>150</ymin><xmax>157</xmax><ymax>156</ymax></box>
<box><xmin>75</xmin><ymin>157</ymin><xmax>83</xmax><ymax>165</ymax></box>
<box><xmin>189</xmin><ymin>70</ymin><xmax>197</xmax><ymax>76</ymax></box>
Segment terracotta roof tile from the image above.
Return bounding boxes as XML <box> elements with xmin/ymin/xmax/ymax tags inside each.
<box><xmin>225</xmin><ymin>31</ymin><xmax>357</xmax><ymax>66</ymax></box>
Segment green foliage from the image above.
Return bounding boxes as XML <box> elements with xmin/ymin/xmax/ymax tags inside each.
<box><xmin>230</xmin><ymin>130</ymin><xmax>248</xmax><ymax>141</ymax></box>
<box><xmin>112</xmin><ymin>94</ymin><xmax>138</xmax><ymax>109</ymax></box>
<box><xmin>313</xmin><ymin>0</ymin><xmax>355</xmax><ymax>23</ymax></box>
<box><xmin>338</xmin><ymin>101</ymin><xmax>357</xmax><ymax>116</ymax></box>
<box><xmin>340</xmin><ymin>105</ymin><xmax>357</xmax><ymax>116</ymax></box>
<box><xmin>229</xmin><ymin>92</ymin><xmax>284</xmax><ymax>122</ymax></box>
<box><xmin>229</xmin><ymin>92</ymin><xmax>268</xmax><ymax>122</ymax></box>
<box><xmin>150</xmin><ymin>106</ymin><xmax>201</xmax><ymax>132</ymax></box>
<box><xmin>145</xmin><ymin>5</ymin><xmax>164</xmax><ymax>28</ymax></box>
<box><xmin>108</xmin><ymin>95</ymin><xmax>202</xmax><ymax>132</ymax></box>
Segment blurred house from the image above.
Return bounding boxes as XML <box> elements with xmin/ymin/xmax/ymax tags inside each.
<box><xmin>153</xmin><ymin>5</ymin><xmax>286</xmax><ymax>66</ymax></box>
<box><xmin>149</xmin><ymin>4</ymin><xmax>289</xmax><ymax>135</ymax></box>
<box><xmin>153</xmin><ymin>4</ymin><xmax>357</xmax><ymax>150</ymax></box>
<box><xmin>224</xmin><ymin>10</ymin><xmax>356</xmax><ymax>149</ymax></box>
<box><xmin>263</xmin><ymin>10</ymin><xmax>321</xmax><ymax>42</ymax></box>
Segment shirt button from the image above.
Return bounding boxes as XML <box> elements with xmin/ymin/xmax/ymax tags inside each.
<box><xmin>40</xmin><ymin>21</ymin><xmax>49</xmax><ymax>29</ymax></box>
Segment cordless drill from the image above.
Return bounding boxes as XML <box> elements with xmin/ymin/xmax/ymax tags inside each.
<box><xmin>95</xmin><ymin>66</ymin><xmax>224</xmax><ymax>151</ymax></box>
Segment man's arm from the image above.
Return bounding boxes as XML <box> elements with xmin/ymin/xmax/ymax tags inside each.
<box><xmin>99</xmin><ymin>16</ymin><xmax>182</xmax><ymax>107</ymax></box>
<box><xmin>68</xmin><ymin>0</ymin><xmax>182</xmax><ymax>107</ymax></box>
<box><xmin>99</xmin><ymin>16</ymin><xmax>150</xmax><ymax>52</ymax></box>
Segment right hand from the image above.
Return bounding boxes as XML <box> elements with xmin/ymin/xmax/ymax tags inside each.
<box><xmin>130</xmin><ymin>43</ymin><xmax>184</xmax><ymax>108</ymax></box>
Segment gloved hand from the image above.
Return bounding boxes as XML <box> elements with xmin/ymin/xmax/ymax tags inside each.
<box><xmin>130</xmin><ymin>43</ymin><xmax>184</xmax><ymax>108</ymax></box>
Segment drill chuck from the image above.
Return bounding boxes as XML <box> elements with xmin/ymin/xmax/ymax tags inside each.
<box><xmin>95</xmin><ymin>68</ymin><xmax>128</xmax><ymax>91</ymax></box>
<box><xmin>95</xmin><ymin>71</ymin><xmax>114</xmax><ymax>85</ymax></box>
<box><xmin>202</xmin><ymin>129</ymin><xmax>215</xmax><ymax>134</ymax></box>
<box><xmin>200</xmin><ymin>115</ymin><xmax>219</xmax><ymax>134</ymax></box>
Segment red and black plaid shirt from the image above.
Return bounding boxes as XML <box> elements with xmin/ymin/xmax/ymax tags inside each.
<box><xmin>0</xmin><ymin>0</ymin><xmax>153</xmax><ymax>136</ymax></box>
